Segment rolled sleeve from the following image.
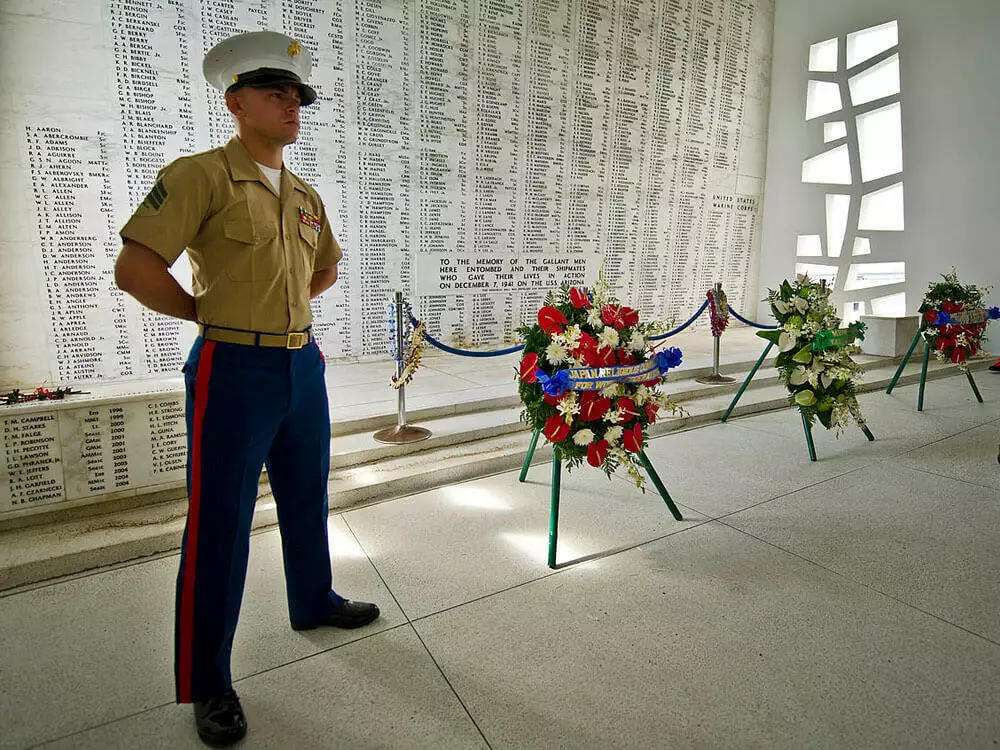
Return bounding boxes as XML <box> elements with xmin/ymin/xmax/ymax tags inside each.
<box><xmin>119</xmin><ymin>157</ymin><xmax>213</xmax><ymax>266</ymax></box>
<box><xmin>314</xmin><ymin>206</ymin><xmax>343</xmax><ymax>270</ymax></box>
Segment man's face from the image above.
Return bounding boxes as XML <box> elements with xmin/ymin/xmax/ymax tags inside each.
<box><xmin>227</xmin><ymin>83</ymin><xmax>302</xmax><ymax>145</ymax></box>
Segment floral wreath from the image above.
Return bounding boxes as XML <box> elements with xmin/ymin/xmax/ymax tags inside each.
<box><xmin>757</xmin><ymin>276</ymin><xmax>867</xmax><ymax>434</ymax></box>
<box><xmin>516</xmin><ymin>280</ymin><xmax>684</xmax><ymax>489</ymax></box>
<box><xmin>918</xmin><ymin>270</ymin><xmax>998</xmax><ymax>372</ymax></box>
<box><xmin>707</xmin><ymin>286</ymin><xmax>729</xmax><ymax>337</ymax></box>
<box><xmin>2</xmin><ymin>386</ymin><xmax>81</xmax><ymax>406</ymax></box>
<box><xmin>386</xmin><ymin>299</ymin><xmax>426</xmax><ymax>390</ymax></box>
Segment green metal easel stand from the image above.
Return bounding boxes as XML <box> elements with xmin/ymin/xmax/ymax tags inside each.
<box><xmin>800</xmin><ymin>413</ymin><xmax>875</xmax><ymax>462</ymax></box>
<box><xmin>721</xmin><ymin>341</ymin><xmax>876</xmax><ymax>460</ymax></box>
<box><xmin>519</xmin><ymin>429</ymin><xmax>683</xmax><ymax>568</ymax></box>
<box><xmin>720</xmin><ymin>341</ymin><xmax>774</xmax><ymax>422</ymax></box>
<box><xmin>885</xmin><ymin>331</ymin><xmax>983</xmax><ymax>411</ymax></box>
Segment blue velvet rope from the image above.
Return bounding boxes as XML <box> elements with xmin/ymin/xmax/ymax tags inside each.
<box><xmin>728</xmin><ymin>307</ymin><xmax>779</xmax><ymax>330</ymax></box>
<box><xmin>648</xmin><ymin>299</ymin><xmax>709</xmax><ymax>340</ymax></box>
<box><xmin>410</xmin><ymin>314</ymin><xmax>525</xmax><ymax>357</ymax></box>
<box><xmin>412</xmin><ymin>297</ymin><xmax>777</xmax><ymax>357</ymax></box>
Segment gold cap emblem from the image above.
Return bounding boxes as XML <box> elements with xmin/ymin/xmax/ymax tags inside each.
<box><xmin>232</xmin><ymin>74</ymin><xmax>239</xmax><ymax>83</ymax></box>
<box><xmin>287</xmin><ymin>40</ymin><xmax>301</xmax><ymax>57</ymax></box>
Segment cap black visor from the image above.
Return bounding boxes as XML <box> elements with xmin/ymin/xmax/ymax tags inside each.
<box><xmin>226</xmin><ymin>67</ymin><xmax>317</xmax><ymax>106</ymax></box>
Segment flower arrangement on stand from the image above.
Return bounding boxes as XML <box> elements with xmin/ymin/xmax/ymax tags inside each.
<box><xmin>386</xmin><ymin>299</ymin><xmax>426</xmax><ymax>390</ymax></box>
<box><xmin>516</xmin><ymin>281</ymin><xmax>684</xmax><ymax>489</ymax></box>
<box><xmin>757</xmin><ymin>276</ymin><xmax>867</xmax><ymax>434</ymax></box>
<box><xmin>917</xmin><ymin>270</ymin><xmax>999</xmax><ymax>371</ymax></box>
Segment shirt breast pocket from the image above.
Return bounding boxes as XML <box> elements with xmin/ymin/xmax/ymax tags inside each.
<box><xmin>221</xmin><ymin>201</ymin><xmax>277</xmax><ymax>282</ymax></box>
<box><xmin>298</xmin><ymin>221</ymin><xmax>319</xmax><ymax>260</ymax></box>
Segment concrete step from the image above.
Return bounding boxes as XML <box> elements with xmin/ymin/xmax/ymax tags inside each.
<box><xmin>1</xmin><ymin>354</ymin><xmax>989</xmax><ymax>593</ymax></box>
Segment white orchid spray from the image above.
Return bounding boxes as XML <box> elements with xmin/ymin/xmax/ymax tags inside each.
<box><xmin>760</xmin><ymin>275</ymin><xmax>867</xmax><ymax>433</ymax></box>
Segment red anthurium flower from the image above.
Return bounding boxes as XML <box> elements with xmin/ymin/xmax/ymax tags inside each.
<box><xmin>642</xmin><ymin>378</ymin><xmax>660</xmax><ymax>387</ymax></box>
<box><xmin>570</xmin><ymin>332</ymin><xmax>598</xmax><ymax>358</ymax></box>
<box><xmin>622</xmin><ymin>423</ymin><xmax>643</xmax><ymax>453</ymax></box>
<box><xmin>587</xmin><ymin>439</ymin><xmax>610</xmax><ymax>467</ymax></box>
<box><xmin>936</xmin><ymin>336</ymin><xmax>953</xmax><ymax>351</ymax></box>
<box><xmin>538</xmin><ymin>305</ymin><xmax>568</xmax><ymax>335</ymax></box>
<box><xmin>955</xmin><ymin>301</ymin><xmax>965</xmax><ymax>312</ymax></box>
<box><xmin>951</xmin><ymin>347</ymin><xmax>967</xmax><ymax>364</ymax></box>
<box><xmin>601</xmin><ymin>304</ymin><xmax>627</xmax><ymax>330</ymax></box>
<box><xmin>519</xmin><ymin>352</ymin><xmax>539</xmax><ymax>383</ymax></box>
<box><xmin>617</xmin><ymin>349</ymin><xmax>637</xmax><ymax>366</ymax></box>
<box><xmin>543</xmin><ymin>393</ymin><xmax>561</xmax><ymax>405</ymax></box>
<box><xmin>941</xmin><ymin>300</ymin><xmax>957</xmax><ymax>314</ymax></box>
<box><xmin>599</xmin><ymin>346</ymin><xmax>617</xmax><ymax>366</ymax></box>
<box><xmin>579</xmin><ymin>392</ymin><xmax>612</xmax><ymax>421</ymax></box>
<box><xmin>644</xmin><ymin>403</ymin><xmax>660</xmax><ymax>424</ymax></box>
<box><xmin>569</xmin><ymin>287</ymin><xmax>591</xmax><ymax>309</ymax></box>
<box><xmin>616</xmin><ymin>397</ymin><xmax>637</xmax><ymax>423</ymax></box>
<box><xmin>924</xmin><ymin>310</ymin><xmax>938</xmax><ymax>324</ymax></box>
<box><xmin>621</xmin><ymin>307</ymin><xmax>640</xmax><ymax>328</ymax></box>
<box><xmin>544</xmin><ymin>415</ymin><xmax>571</xmax><ymax>442</ymax></box>
<box><xmin>970</xmin><ymin>342</ymin><xmax>980</xmax><ymax>356</ymax></box>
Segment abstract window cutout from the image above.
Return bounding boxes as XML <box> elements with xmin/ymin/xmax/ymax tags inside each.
<box><xmin>806</xmin><ymin>80</ymin><xmax>843</xmax><ymax>119</ymax></box>
<box><xmin>856</xmin><ymin>102</ymin><xmax>902</xmax><ymax>182</ymax></box>
<box><xmin>824</xmin><ymin>121</ymin><xmax>847</xmax><ymax>142</ymax></box>
<box><xmin>844</xmin><ymin>262</ymin><xmax>906</xmax><ymax>291</ymax></box>
<box><xmin>795</xmin><ymin>263</ymin><xmax>838</xmax><ymax>287</ymax></box>
<box><xmin>825</xmin><ymin>194</ymin><xmax>850</xmax><ymax>257</ymax></box>
<box><xmin>809</xmin><ymin>38</ymin><xmax>838</xmax><ymax>72</ymax></box>
<box><xmin>858</xmin><ymin>182</ymin><xmax>905</xmax><ymax>230</ymax></box>
<box><xmin>802</xmin><ymin>144</ymin><xmax>852</xmax><ymax>184</ymax></box>
<box><xmin>799</xmin><ymin>20</ymin><xmax>904</xmax><ymax>318</ymax></box>
<box><xmin>846</xmin><ymin>20</ymin><xmax>898</xmax><ymax>68</ymax></box>
<box><xmin>848</xmin><ymin>54</ymin><xmax>900</xmax><ymax>106</ymax></box>
<box><xmin>796</xmin><ymin>235</ymin><xmax>823</xmax><ymax>257</ymax></box>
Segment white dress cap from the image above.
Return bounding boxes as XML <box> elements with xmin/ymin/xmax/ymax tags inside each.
<box><xmin>203</xmin><ymin>31</ymin><xmax>316</xmax><ymax>105</ymax></box>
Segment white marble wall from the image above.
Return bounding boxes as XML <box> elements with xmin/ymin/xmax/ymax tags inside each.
<box><xmin>1</xmin><ymin>384</ymin><xmax>186</xmax><ymax>516</ymax></box>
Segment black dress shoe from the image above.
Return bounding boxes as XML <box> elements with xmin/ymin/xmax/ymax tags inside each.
<box><xmin>292</xmin><ymin>599</ymin><xmax>380</xmax><ymax>631</ymax></box>
<box><xmin>194</xmin><ymin>689</ymin><xmax>247</xmax><ymax>747</ymax></box>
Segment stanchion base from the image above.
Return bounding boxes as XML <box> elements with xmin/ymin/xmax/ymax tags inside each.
<box><xmin>695</xmin><ymin>374</ymin><xmax>736</xmax><ymax>384</ymax></box>
<box><xmin>373</xmin><ymin>425</ymin><xmax>432</xmax><ymax>444</ymax></box>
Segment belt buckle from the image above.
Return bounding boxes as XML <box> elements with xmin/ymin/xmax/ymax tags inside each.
<box><xmin>286</xmin><ymin>332</ymin><xmax>306</xmax><ymax>350</ymax></box>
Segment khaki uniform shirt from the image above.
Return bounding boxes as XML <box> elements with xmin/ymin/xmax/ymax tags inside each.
<box><xmin>120</xmin><ymin>136</ymin><xmax>342</xmax><ymax>334</ymax></box>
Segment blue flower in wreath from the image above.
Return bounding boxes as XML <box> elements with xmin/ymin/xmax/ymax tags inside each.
<box><xmin>935</xmin><ymin>311</ymin><xmax>953</xmax><ymax>325</ymax></box>
<box><xmin>988</xmin><ymin>306</ymin><xmax>1000</xmax><ymax>320</ymax></box>
<box><xmin>656</xmin><ymin>347</ymin><xmax>683</xmax><ymax>372</ymax></box>
<box><xmin>537</xmin><ymin>369</ymin><xmax>570</xmax><ymax>398</ymax></box>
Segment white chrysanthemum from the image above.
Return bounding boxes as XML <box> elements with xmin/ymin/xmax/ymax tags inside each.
<box><xmin>633</xmin><ymin>385</ymin><xmax>651</xmax><ymax>405</ymax></box>
<box><xmin>573</xmin><ymin>428</ymin><xmax>595</xmax><ymax>446</ymax></box>
<box><xmin>605</xmin><ymin>426</ymin><xmax>624</xmax><ymax>444</ymax></box>
<box><xmin>586</xmin><ymin>307</ymin><xmax>604</xmax><ymax>329</ymax></box>
<box><xmin>600</xmin><ymin>382</ymin><xmax>622</xmax><ymax>398</ymax></box>
<box><xmin>627</xmin><ymin>331</ymin><xmax>646</xmax><ymax>352</ymax></box>
<box><xmin>563</xmin><ymin>325</ymin><xmax>582</xmax><ymax>345</ymax></box>
<box><xmin>598</xmin><ymin>327</ymin><xmax>619</xmax><ymax>349</ymax></box>
<box><xmin>557</xmin><ymin>392</ymin><xmax>579</xmax><ymax>417</ymax></box>
<box><xmin>545</xmin><ymin>340</ymin><xmax>568</xmax><ymax>365</ymax></box>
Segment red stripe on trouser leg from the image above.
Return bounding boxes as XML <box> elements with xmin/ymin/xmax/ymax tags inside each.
<box><xmin>177</xmin><ymin>340</ymin><xmax>216</xmax><ymax>703</ymax></box>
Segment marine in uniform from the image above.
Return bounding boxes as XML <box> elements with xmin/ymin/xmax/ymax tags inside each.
<box><xmin>115</xmin><ymin>31</ymin><xmax>379</xmax><ymax>747</ymax></box>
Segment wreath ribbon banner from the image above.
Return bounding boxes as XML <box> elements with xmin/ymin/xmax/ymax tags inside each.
<box><xmin>812</xmin><ymin>324</ymin><xmax>865</xmax><ymax>352</ymax></box>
